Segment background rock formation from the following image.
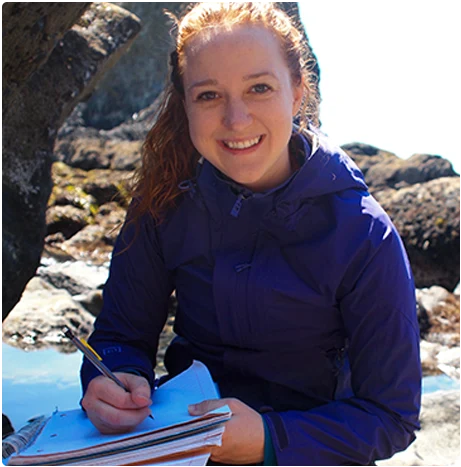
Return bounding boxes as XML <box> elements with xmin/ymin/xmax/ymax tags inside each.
<box><xmin>2</xmin><ymin>3</ymin><xmax>141</xmax><ymax>321</ymax></box>
<box><xmin>375</xmin><ymin>177</ymin><xmax>459</xmax><ymax>290</ymax></box>
<box><xmin>80</xmin><ymin>2</ymin><xmax>188</xmax><ymax>129</ymax></box>
<box><xmin>342</xmin><ymin>143</ymin><xmax>457</xmax><ymax>191</ymax></box>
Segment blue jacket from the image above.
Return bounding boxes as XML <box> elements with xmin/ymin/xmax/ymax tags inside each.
<box><xmin>81</xmin><ymin>127</ymin><xmax>421</xmax><ymax>465</ymax></box>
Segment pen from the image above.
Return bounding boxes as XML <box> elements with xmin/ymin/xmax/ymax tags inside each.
<box><xmin>63</xmin><ymin>327</ymin><xmax>154</xmax><ymax>419</ymax></box>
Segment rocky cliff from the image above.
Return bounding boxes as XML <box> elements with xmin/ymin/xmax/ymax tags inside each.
<box><xmin>2</xmin><ymin>3</ymin><xmax>141</xmax><ymax>321</ymax></box>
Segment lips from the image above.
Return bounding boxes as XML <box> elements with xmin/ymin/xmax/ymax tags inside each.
<box><xmin>222</xmin><ymin>135</ymin><xmax>263</xmax><ymax>150</ymax></box>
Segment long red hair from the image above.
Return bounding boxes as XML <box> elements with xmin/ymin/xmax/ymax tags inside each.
<box><xmin>129</xmin><ymin>2</ymin><xmax>320</xmax><ymax>225</ymax></box>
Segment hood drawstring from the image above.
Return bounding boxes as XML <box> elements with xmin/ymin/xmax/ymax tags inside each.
<box><xmin>178</xmin><ymin>179</ymin><xmax>208</xmax><ymax>213</ymax></box>
<box><xmin>178</xmin><ymin>179</ymin><xmax>197</xmax><ymax>195</ymax></box>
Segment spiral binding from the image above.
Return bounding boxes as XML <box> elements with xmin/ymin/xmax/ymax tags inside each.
<box><xmin>2</xmin><ymin>416</ymin><xmax>47</xmax><ymax>460</ymax></box>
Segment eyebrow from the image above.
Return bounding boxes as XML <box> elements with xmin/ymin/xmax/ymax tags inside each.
<box><xmin>187</xmin><ymin>71</ymin><xmax>278</xmax><ymax>92</ymax></box>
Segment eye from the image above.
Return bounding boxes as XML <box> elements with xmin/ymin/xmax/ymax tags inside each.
<box><xmin>196</xmin><ymin>91</ymin><xmax>219</xmax><ymax>101</ymax></box>
<box><xmin>251</xmin><ymin>83</ymin><xmax>273</xmax><ymax>94</ymax></box>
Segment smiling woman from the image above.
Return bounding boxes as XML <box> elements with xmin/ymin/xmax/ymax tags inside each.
<box><xmin>182</xmin><ymin>25</ymin><xmax>303</xmax><ymax>192</ymax></box>
<box><xmin>79</xmin><ymin>3</ymin><xmax>422</xmax><ymax>466</ymax></box>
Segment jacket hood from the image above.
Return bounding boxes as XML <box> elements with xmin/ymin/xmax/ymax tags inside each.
<box><xmin>280</xmin><ymin>126</ymin><xmax>368</xmax><ymax>203</ymax></box>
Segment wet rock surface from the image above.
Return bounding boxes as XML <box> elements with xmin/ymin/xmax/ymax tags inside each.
<box><xmin>374</xmin><ymin>177</ymin><xmax>460</xmax><ymax>290</ymax></box>
<box><xmin>3</xmin><ymin>3</ymin><xmax>141</xmax><ymax>321</ymax></box>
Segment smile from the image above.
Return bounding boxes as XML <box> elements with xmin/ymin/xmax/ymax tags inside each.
<box><xmin>222</xmin><ymin>136</ymin><xmax>262</xmax><ymax>150</ymax></box>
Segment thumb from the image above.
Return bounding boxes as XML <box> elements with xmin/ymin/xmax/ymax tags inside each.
<box><xmin>188</xmin><ymin>398</ymin><xmax>227</xmax><ymax>416</ymax></box>
<box><xmin>124</xmin><ymin>374</ymin><xmax>152</xmax><ymax>407</ymax></box>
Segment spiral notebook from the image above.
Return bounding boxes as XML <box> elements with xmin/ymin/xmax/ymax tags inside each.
<box><xmin>5</xmin><ymin>361</ymin><xmax>231</xmax><ymax>466</ymax></box>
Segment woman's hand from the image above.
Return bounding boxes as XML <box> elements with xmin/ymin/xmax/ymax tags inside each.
<box><xmin>81</xmin><ymin>373</ymin><xmax>152</xmax><ymax>434</ymax></box>
<box><xmin>189</xmin><ymin>398</ymin><xmax>265</xmax><ymax>465</ymax></box>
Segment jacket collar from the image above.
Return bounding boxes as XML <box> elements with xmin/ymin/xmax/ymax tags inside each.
<box><xmin>182</xmin><ymin>126</ymin><xmax>368</xmax><ymax>221</ymax></box>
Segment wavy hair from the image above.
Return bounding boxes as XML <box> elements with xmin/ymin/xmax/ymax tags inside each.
<box><xmin>129</xmin><ymin>2</ymin><xmax>320</xmax><ymax>225</ymax></box>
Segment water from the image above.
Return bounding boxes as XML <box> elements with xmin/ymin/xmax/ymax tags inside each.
<box><xmin>2</xmin><ymin>343</ymin><xmax>83</xmax><ymax>431</ymax></box>
<box><xmin>2</xmin><ymin>343</ymin><xmax>460</xmax><ymax>433</ymax></box>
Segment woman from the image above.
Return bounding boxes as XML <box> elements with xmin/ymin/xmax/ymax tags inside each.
<box><xmin>81</xmin><ymin>3</ymin><xmax>421</xmax><ymax>465</ymax></box>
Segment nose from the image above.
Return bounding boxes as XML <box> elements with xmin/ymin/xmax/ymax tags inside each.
<box><xmin>222</xmin><ymin>98</ymin><xmax>252</xmax><ymax>131</ymax></box>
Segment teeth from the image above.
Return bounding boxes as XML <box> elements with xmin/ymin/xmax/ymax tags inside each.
<box><xmin>224</xmin><ymin>136</ymin><xmax>261</xmax><ymax>149</ymax></box>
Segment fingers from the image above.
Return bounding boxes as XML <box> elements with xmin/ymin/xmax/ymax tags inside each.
<box><xmin>86</xmin><ymin>374</ymin><xmax>152</xmax><ymax>410</ymax></box>
<box><xmin>116</xmin><ymin>373</ymin><xmax>153</xmax><ymax>408</ymax></box>
<box><xmin>189</xmin><ymin>398</ymin><xmax>265</xmax><ymax>465</ymax></box>
<box><xmin>188</xmin><ymin>398</ymin><xmax>238</xmax><ymax>416</ymax></box>
<box><xmin>85</xmin><ymin>399</ymin><xmax>152</xmax><ymax>434</ymax></box>
<box><xmin>82</xmin><ymin>373</ymin><xmax>153</xmax><ymax>434</ymax></box>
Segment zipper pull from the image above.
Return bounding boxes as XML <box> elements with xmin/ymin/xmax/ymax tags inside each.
<box><xmin>230</xmin><ymin>193</ymin><xmax>246</xmax><ymax>218</ymax></box>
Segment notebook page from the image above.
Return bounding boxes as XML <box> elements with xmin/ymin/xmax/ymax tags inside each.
<box><xmin>10</xmin><ymin>361</ymin><xmax>228</xmax><ymax>463</ymax></box>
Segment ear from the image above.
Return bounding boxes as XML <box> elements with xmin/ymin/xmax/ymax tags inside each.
<box><xmin>292</xmin><ymin>80</ymin><xmax>304</xmax><ymax>117</ymax></box>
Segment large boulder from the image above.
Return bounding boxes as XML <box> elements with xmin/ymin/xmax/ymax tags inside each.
<box><xmin>342</xmin><ymin>143</ymin><xmax>458</xmax><ymax>192</ymax></box>
<box><xmin>79</xmin><ymin>2</ymin><xmax>189</xmax><ymax>129</ymax></box>
<box><xmin>374</xmin><ymin>177</ymin><xmax>460</xmax><ymax>290</ymax></box>
<box><xmin>2</xmin><ymin>4</ymin><xmax>142</xmax><ymax>321</ymax></box>
<box><xmin>2</xmin><ymin>277</ymin><xmax>96</xmax><ymax>352</ymax></box>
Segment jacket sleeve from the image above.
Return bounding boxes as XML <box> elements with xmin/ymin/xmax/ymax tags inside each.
<box><xmin>80</xmin><ymin>209</ymin><xmax>174</xmax><ymax>393</ymax></box>
<box><xmin>263</xmin><ymin>219</ymin><xmax>422</xmax><ymax>466</ymax></box>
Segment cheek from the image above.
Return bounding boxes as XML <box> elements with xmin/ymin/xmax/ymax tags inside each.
<box><xmin>184</xmin><ymin>108</ymin><xmax>201</xmax><ymax>148</ymax></box>
<box><xmin>185</xmin><ymin>107</ymin><xmax>214</xmax><ymax>143</ymax></box>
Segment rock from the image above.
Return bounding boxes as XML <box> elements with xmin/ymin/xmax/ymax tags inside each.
<box><xmin>58</xmin><ymin>200</ymin><xmax>127</xmax><ymax>252</ymax></box>
<box><xmin>42</xmin><ymin>162</ymin><xmax>130</xmax><ymax>264</ymax></box>
<box><xmin>1</xmin><ymin>275</ymin><xmax>178</xmax><ymax>368</ymax></box>
<box><xmin>416</xmin><ymin>286</ymin><xmax>460</xmax><ymax>346</ymax></box>
<box><xmin>79</xmin><ymin>169</ymin><xmax>132</xmax><ymax>206</ymax></box>
<box><xmin>2</xmin><ymin>3</ymin><xmax>91</xmax><ymax>91</ymax></box>
<box><xmin>2</xmin><ymin>3</ymin><xmax>141</xmax><ymax>322</ymax></box>
<box><xmin>377</xmin><ymin>389</ymin><xmax>460</xmax><ymax>466</ymax></box>
<box><xmin>420</xmin><ymin>340</ymin><xmax>444</xmax><ymax>376</ymax></box>
<box><xmin>74</xmin><ymin>290</ymin><xmax>104</xmax><ymax>318</ymax></box>
<box><xmin>343</xmin><ymin>143</ymin><xmax>458</xmax><ymax>192</ymax></box>
<box><xmin>54</xmin><ymin>136</ymin><xmax>142</xmax><ymax>170</ymax></box>
<box><xmin>46</xmin><ymin>205</ymin><xmax>91</xmax><ymax>239</ymax></box>
<box><xmin>417</xmin><ymin>286</ymin><xmax>452</xmax><ymax>314</ymax></box>
<box><xmin>2</xmin><ymin>277</ymin><xmax>95</xmax><ymax>351</ymax></box>
<box><xmin>37</xmin><ymin>261</ymin><xmax>109</xmax><ymax>296</ymax></box>
<box><xmin>58</xmin><ymin>224</ymin><xmax>117</xmax><ymax>265</ymax></box>
<box><xmin>374</xmin><ymin>177</ymin><xmax>460</xmax><ymax>290</ymax></box>
<box><xmin>2</xmin><ymin>414</ymin><xmax>14</xmax><ymax>439</ymax></box>
<box><xmin>50</xmin><ymin>161</ymin><xmax>132</xmax><ymax>207</ymax></box>
<box><xmin>79</xmin><ymin>2</ymin><xmax>188</xmax><ymax>129</ymax></box>
<box><xmin>454</xmin><ymin>283</ymin><xmax>460</xmax><ymax>295</ymax></box>
<box><xmin>437</xmin><ymin>347</ymin><xmax>460</xmax><ymax>380</ymax></box>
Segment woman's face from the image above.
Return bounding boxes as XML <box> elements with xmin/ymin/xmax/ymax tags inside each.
<box><xmin>183</xmin><ymin>25</ymin><xmax>303</xmax><ymax>192</ymax></box>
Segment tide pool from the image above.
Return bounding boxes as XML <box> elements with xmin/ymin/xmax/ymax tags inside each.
<box><xmin>2</xmin><ymin>342</ymin><xmax>460</xmax><ymax>433</ymax></box>
<box><xmin>2</xmin><ymin>343</ymin><xmax>83</xmax><ymax>431</ymax></box>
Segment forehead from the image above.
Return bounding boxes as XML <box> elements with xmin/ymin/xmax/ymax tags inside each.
<box><xmin>183</xmin><ymin>25</ymin><xmax>287</xmax><ymax>79</ymax></box>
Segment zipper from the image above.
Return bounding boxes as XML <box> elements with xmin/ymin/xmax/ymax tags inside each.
<box><xmin>230</xmin><ymin>192</ymin><xmax>253</xmax><ymax>218</ymax></box>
